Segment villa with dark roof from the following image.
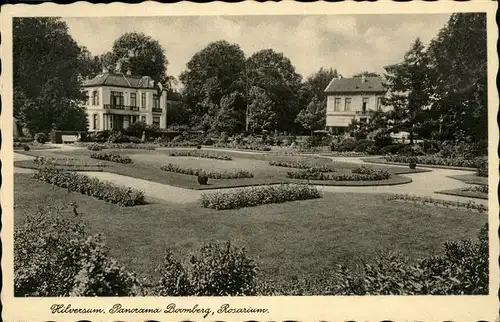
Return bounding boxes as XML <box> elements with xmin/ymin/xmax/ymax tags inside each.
<box><xmin>324</xmin><ymin>75</ymin><xmax>390</xmax><ymax>133</ymax></box>
<box><xmin>81</xmin><ymin>70</ymin><xmax>168</xmax><ymax>132</ymax></box>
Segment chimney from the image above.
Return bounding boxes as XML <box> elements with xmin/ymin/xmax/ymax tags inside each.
<box><xmin>361</xmin><ymin>75</ymin><xmax>366</xmax><ymax>83</ymax></box>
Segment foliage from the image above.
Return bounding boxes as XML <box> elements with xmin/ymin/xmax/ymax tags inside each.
<box><xmin>33</xmin><ymin>166</ymin><xmax>145</xmax><ymax>206</ymax></box>
<box><xmin>13</xmin><ymin>18</ymin><xmax>88</xmax><ymax>133</ymax></box>
<box><xmin>476</xmin><ymin>159</ymin><xmax>488</xmax><ymax>177</ymax></box>
<box><xmin>287</xmin><ymin>168</ymin><xmax>391</xmax><ymax>181</ymax></box>
<box><xmin>90</xmin><ymin>152</ymin><xmax>133</xmax><ymax>164</ymax></box>
<box><xmin>160</xmin><ymin>163</ymin><xmax>254</xmax><ymax>179</ymax></box>
<box><xmin>383</xmin><ymin>38</ymin><xmax>432</xmax><ymax>144</ymax></box>
<box><xmin>167</xmin><ymin>150</ymin><xmax>232</xmax><ymax>160</ymax></box>
<box><xmin>23</xmin><ymin>145</ymin><xmax>30</xmax><ymax>151</ymax></box>
<box><xmin>125</xmin><ymin>121</ymin><xmax>148</xmax><ymax>138</ymax></box>
<box><xmin>14</xmin><ymin>205</ymin><xmax>140</xmax><ymax>296</ymax></box>
<box><xmin>154</xmin><ymin>242</ymin><xmax>257</xmax><ymax>296</ymax></box>
<box><xmin>269</xmin><ymin>160</ymin><xmax>335</xmax><ymax>172</ymax></box>
<box><xmin>465</xmin><ymin>185</ymin><xmax>488</xmax><ymax>194</ymax></box>
<box><xmin>247</xmin><ymin>86</ymin><xmax>277</xmax><ymax>133</ymax></box>
<box><xmin>387</xmin><ymin>194</ymin><xmax>487</xmax><ymax>213</ymax></box>
<box><xmin>378</xmin><ymin>143</ymin><xmax>408</xmax><ymax>155</ymax></box>
<box><xmin>87</xmin><ymin>143</ymin><xmax>103</xmax><ymax>151</ymax></box>
<box><xmin>213</xmin><ymin>142</ymin><xmax>272</xmax><ymax>151</ymax></box>
<box><xmin>201</xmin><ymin>184</ymin><xmax>322</xmax><ymax>210</ymax></box>
<box><xmin>384</xmin><ymin>155</ymin><xmax>486</xmax><ymax>168</ymax></box>
<box><xmin>295</xmin><ymin>96</ymin><xmax>326</xmax><ymax>135</ymax></box>
<box><xmin>34</xmin><ymin>133</ymin><xmax>48</xmax><ymax>143</ymax></box>
<box><xmin>197</xmin><ymin>171</ymin><xmax>209</xmax><ymax>185</ymax></box>
<box><xmin>300</xmin><ymin>67</ymin><xmax>339</xmax><ymax>103</ymax></box>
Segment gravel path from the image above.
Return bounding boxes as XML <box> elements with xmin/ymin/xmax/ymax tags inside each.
<box><xmin>13</xmin><ymin>151</ymin><xmax>488</xmax><ymax>205</ymax></box>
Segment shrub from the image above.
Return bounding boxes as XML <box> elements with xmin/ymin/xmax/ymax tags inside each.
<box><xmin>33</xmin><ymin>166</ymin><xmax>145</xmax><ymax>206</ymax></box>
<box><xmin>34</xmin><ymin>132</ymin><xmax>48</xmax><ymax>144</ymax></box>
<box><xmin>354</xmin><ymin>139</ymin><xmax>375</xmax><ymax>153</ymax></box>
<box><xmin>104</xmin><ymin>143</ymin><xmax>156</xmax><ymax>150</ymax></box>
<box><xmin>287</xmin><ymin>167</ymin><xmax>391</xmax><ymax>181</ymax></box>
<box><xmin>90</xmin><ymin>152</ymin><xmax>133</xmax><ymax>164</ymax></box>
<box><xmin>23</xmin><ymin>144</ymin><xmax>30</xmax><ymax>151</ymax></box>
<box><xmin>476</xmin><ymin>159</ymin><xmax>488</xmax><ymax>177</ymax></box>
<box><xmin>269</xmin><ymin>160</ymin><xmax>335</xmax><ymax>172</ymax></box>
<box><xmin>465</xmin><ymin>185</ymin><xmax>488</xmax><ymax>194</ymax></box>
<box><xmin>160</xmin><ymin>163</ymin><xmax>254</xmax><ymax>179</ymax></box>
<box><xmin>87</xmin><ymin>143</ymin><xmax>103</xmax><ymax>151</ymax></box>
<box><xmin>197</xmin><ymin>171</ymin><xmax>209</xmax><ymax>185</ymax></box>
<box><xmin>201</xmin><ymin>184</ymin><xmax>322</xmax><ymax>210</ymax></box>
<box><xmin>373</xmin><ymin>131</ymin><xmax>393</xmax><ymax>149</ymax></box>
<box><xmin>219</xmin><ymin>132</ymin><xmax>229</xmax><ymax>144</ymax></box>
<box><xmin>154</xmin><ymin>242</ymin><xmax>257</xmax><ymax>296</ymax></box>
<box><xmin>129</xmin><ymin>136</ymin><xmax>142</xmax><ymax>144</ymax></box>
<box><xmin>409</xmin><ymin>161</ymin><xmax>417</xmax><ymax>169</ymax></box>
<box><xmin>15</xmin><ymin>136</ymin><xmax>34</xmax><ymax>143</ymax></box>
<box><xmin>167</xmin><ymin>150</ymin><xmax>232</xmax><ymax>160</ymax></box>
<box><xmin>379</xmin><ymin>143</ymin><xmax>407</xmax><ymax>155</ymax></box>
<box><xmin>202</xmin><ymin>137</ymin><xmax>214</xmax><ymax>145</ymax></box>
<box><xmin>14</xmin><ymin>205</ymin><xmax>140</xmax><ymax>296</ymax></box>
<box><xmin>384</xmin><ymin>155</ymin><xmax>486</xmax><ymax>169</ymax></box>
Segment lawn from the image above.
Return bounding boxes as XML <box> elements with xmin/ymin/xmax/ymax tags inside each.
<box><xmin>448</xmin><ymin>174</ymin><xmax>488</xmax><ymax>186</ymax></box>
<box><xmin>14</xmin><ymin>173</ymin><xmax>487</xmax><ymax>285</ymax></box>
<box><xmin>15</xmin><ymin>148</ymin><xmax>426</xmax><ymax>189</ymax></box>
<box><xmin>437</xmin><ymin>188</ymin><xmax>488</xmax><ymax>200</ymax></box>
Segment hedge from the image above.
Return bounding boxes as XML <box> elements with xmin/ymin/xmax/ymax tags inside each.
<box><xmin>201</xmin><ymin>184</ymin><xmax>322</xmax><ymax>210</ymax></box>
<box><xmin>287</xmin><ymin>167</ymin><xmax>391</xmax><ymax>181</ymax></box>
<box><xmin>269</xmin><ymin>160</ymin><xmax>335</xmax><ymax>172</ymax></box>
<box><xmin>90</xmin><ymin>152</ymin><xmax>133</xmax><ymax>164</ymax></box>
<box><xmin>167</xmin><ymin>150</ymin><xmax>232</xmax><ymax>160</ymax></box>
<box><xmin>384</xmin><ymin>155</ymin><xmax>485</xmax><ymax>168</ymax></box>
<box><xmin>160</xmin><ymin>163</ymin><xmax>254</xmax><ymax>179</ymax></box>
<box><xmin>33</xmin><ymin>166</ymin><xmax>145</xmax><ymax>206</ymax></box>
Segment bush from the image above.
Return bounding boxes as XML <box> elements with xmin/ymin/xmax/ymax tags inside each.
<box><xmin>287</xmin><ymin>167</ymin><xmax>391</xmax><ymax>181</ymax></box>
<box><xmin>87</xmin><ymin>143</ymin><xmax>103</xmax><ymax>151</ymax></box>
<box><xmin>476</xmin><ymin>159</ymin><xmax>488</xmax><ymax>177</ymax></box>
<box><xmin>33</xmin><ymin>166</ymin><xmax>145</xmax><ymax>206</ymax></box>
<box><xmin>107</xmin><ymin>131</ymin><xmax>130</xmax><ymax>144</ymax></box>
<box><xmin>419</xmin><ymin>139</ymin><xmax>441</xmax><ymax>154</ymax></box>
<box><xmin>219</xmin><ymin>132</ymin><xmax>229</xmax><ymax>144</ymax></box>
<box><xmin>384</xmin><ymin>155</ymin><xmax>486</xmax><ymax>168</ymax></box>
<box><xmin>378</xmin><ymin>143</ymin><xmax>407</xmax><ymax>155</ymax></box>
<box><xmin>129</xmin><ymin>136</ymin><xmax>142</xmax><ymax>144</ymax></box>
<box><xmin>373</xmin><ymin>131</ymin><xmax>393</xmax><ymax>149</ymax></box>
<box><xmin>167</xmin><ymin>150</ymin><xmax>232</xmax><ymax>160</ymax></box>
<box><xmin>269</xmin><ymin>160</ymin><xmax>335</xmax><ymax>172</ymax></box>
<box><xmin>154</xmin><ymin>242</ymin><xmax>257</xmax><ymax>296</ymax></box>
<box><xmin>201</xmin><ymin>184</ymin><xmax>322</xmax><ymax>210</ymax></box>
<box><xmin>90</xmin><ymin>152</ymin><xmax>133</xmax><ymax>164</ymax></box>
<box><xmin>160</xmin><ymin>163</ymin><xmax>254</xmax><ymax>179</ymax></box>
<box><xmin>202</xmin><ymin>137</ymin><xmax>214</xmax><ymax>145</ymax></box>
<box><xmin>23</xmin><ymin>144</ymin><xmax>30</xmax><ymax>151</ymax></box>
<box><xmin>354</xmin><ymin>139</ymin><xmax>375</xmax><ymax>153</ymax></box>
<box><xmin>34</xmin><ymin>132</ymin><xmax>48</xmax><ymax>144</ymax></box>
<box><xmin>14</xmin><ymin>205</ymin><xmax>140</xmax><ymax>296</ymax></box>
<box><xmin>197</xmin><ymin>171</ymin><xmax>209</xmax><ymax>185</ymax></box>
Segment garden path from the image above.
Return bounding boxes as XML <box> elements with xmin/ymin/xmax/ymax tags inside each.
<box><xmin>13</xmin><ymin>151</ymin><xmax>488</xmax><ymax>206</ymax></box>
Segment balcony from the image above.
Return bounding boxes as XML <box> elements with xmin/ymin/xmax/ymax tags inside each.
<box><xmin>152</xmin><ymin>108</ymin><xmax>163</xmax><ymax>113</ymax></box>
<box><xmin>104</xmin><ymin>104</ymin><xmax>139</xmax><ymax>111</ymax></box>
<box><xmin>355</xmin><ymin>110</ymin><xmax>368</xmax><ymax>115</ymax></box>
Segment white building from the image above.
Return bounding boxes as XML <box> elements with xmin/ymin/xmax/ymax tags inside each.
<box><xmin>81</xmin><ymin>71</ymin><xmax>167</xmax><ymax>132</ymax></box>
<box><xmin>324</xmin><ymin>75</ymin><xmax>390</xmax><ymax>133</ymax></box>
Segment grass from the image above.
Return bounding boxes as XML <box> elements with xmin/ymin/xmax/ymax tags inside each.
<box><xmin>363</xmin><ymin>156</ymin><xmax>479</xmax><ymax>170</ymax></box>
<box><xmin>14</xmin><ymin>173</ymin><xmax>487</xmax><ymax>285</ymax></box>
<box><xmin>436</xmin><ymin>188</ymin><xmax>488</xmax><ymax>200</ymax></box>
<box><xmin>16</xmin><ymin>148</ymin><xmax>425</xmax><ymax>189</ymax></box>
<box><xmin>448</xmin><ymin>174</ymin><xmax>488</xmax><ymax>186</ymax></box>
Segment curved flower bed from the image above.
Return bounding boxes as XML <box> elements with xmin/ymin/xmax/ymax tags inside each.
<box><xmin>287</xmin><ymin>167</ymin><xmax>391</xmax><ymax>181</ymax></box>
<box><xmin>32</xmin><ymin>156</ymin><xmax>108</xmax><ymax>169</ymax></box>
<box><xmin>33</xmin><ymin>166</ymin><xmax>145</xmax><ymax>206</ymax></box>
<box><xmin>388</xmin><ymin>194</ymin><xmax>487</xmax><ymax>213</ymax></box>
<box><xmin>160</xmin><ymin>163</ymin><xmax>254</xmax><ymax>179</ymax></box>
<box><xmin>201</xmin><ymin>184</ymin><xmax>322</xmax><ymax>210</ymax></box>
<box><xmin>269</xmin><ymin>160</ymin><xmax>335</xmax><ymax>172</ymax></box>
<box><xmin>90</xmin><ymin>152</ymin><xmax>133</xmax><ymax>164</ymax></box>
<box><xmin>384</xmin><ymin>155</ymin><xmax>485</xmax><ymax>169</ymax></box>
<box><xmin>167</xmin><ymin>150</ymin><xmax>232</xmax><ymax>160</ymax></box>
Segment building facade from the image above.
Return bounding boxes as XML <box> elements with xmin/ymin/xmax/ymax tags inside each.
<box><xmin>81</xmin><ymin>71</ymin><xmax>167</xmax><ymax>132</ymax></box>
<box><xmin>324</xmin><ymin>75</ymin><xmax>389</xmax><ymax>133</ymax></box>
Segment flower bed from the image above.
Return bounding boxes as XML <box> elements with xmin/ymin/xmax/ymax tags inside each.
<box><xmin>90</xmin><ymin>152</ymin><xmax>133</xmax><ymax>164</ymax></box>
<box><xmin>32</xmin><ymin>156</ymin><xmax>108</xmax><ymax>168</ymax></box>
<box><xmin>33</xmin><ymin>166</ymin><xmax>145</xmax><ymax>206</ymax></box>
<box><xmin>83</xmin><ymin>143</ymin><xmax>157</xmax><ymax>150</ymax></box>
<box><xmin>201</xmin><ymin>184</ymin><xmax>322</xmax><ymax>210</ymax></box>
<box><xmin>214</xmin><ymin>143</ymin><xmax>272</xmax><ymax>152</ymax></box>
<box><xmin>160</xmin><ymin>163</ymin><xmax>254</xmax><ymax>179</ymax></box>
<box><xmin>384</xmin><ymin>155</ymin><xmax>485</xmax><ymax>169</ymax></box>
<box><xmin>167</xmin><ymin>150</ymin><xmax>232</xmax><ymax>160</ymax></box>
<box><xmin>388</xmin><ymin>194</ymin><xmax>487</xmax><ymax>213</ymax></box>
<box><xmin>287</xmin><ymin>167</ymin><xmax>391</xmax><ymax>181</ymax></box>
<box><xmin>269</xmin><ymin>160</ymin><xmax>335</xmax><ymax>172</ymax></box>
<box><xmin>465</xmin><ymin>185</ymin><xmax>488</xmax><ymax>194</ymax></box>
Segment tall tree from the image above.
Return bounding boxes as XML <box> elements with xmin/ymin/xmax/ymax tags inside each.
<box><xmin>247</xmin><ymin>86</ymin><xmax>276</xmax><ymax>133</ymax></box>
<box><xmin>180</xmin><ymin>40</ymin><xmax>247</xmax><ymax>132</ymax></box>
<box><xmin>295</xmin><ymin>96</ymin><xmax>326</xmax><ymax>135</ymax></box>
<box><xmin>110</xmin><ymin>32</ymin><xmax>171</xmax><ymax>91</ymax></box>
<box><xmin>352</xmin><ymin>71</ymin><xmax>380</xmax><ymax>78</ymax></box>
<box><xmin>301</xmin><ymin>67</ymin><xmax>338</xmax><ymax>103</ymax></box>
<box><xmin>383</xmin><ymin>38</ymin><xmax>431</xmax><ymax>144</ymax></box>
<box><xmin>246</xmin><ymin>49</ymin><xmax>302</xmax><ymax>133</ymax></box>
<box><xmin>13</xmin><ymin>17</ymin><xmax>87</xmax><ymax>133</ymax></box>
<box><xmin>427</xmin><ymin>13</ymin><xmax>487</xmax><ymax>142</ymax></box>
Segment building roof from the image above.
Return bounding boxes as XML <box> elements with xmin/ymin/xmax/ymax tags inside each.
<box><xmin>324</xmin><ymin>76</ymin><xmax>386</xmax><ymax>94</ymax></box>
<box><xmin>82</xmin><ymin>72</ymin><xmax>156</xmax><ymax>89</ymax></box>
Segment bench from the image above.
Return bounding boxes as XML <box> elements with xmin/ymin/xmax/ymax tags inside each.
<box><xmin>62</xmin><ymin>135</ymin><xmax>78</xmax><ymax>144</ymax></box>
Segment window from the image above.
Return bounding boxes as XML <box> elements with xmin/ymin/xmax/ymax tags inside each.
<box><xmin>345</xmin><ymin>98</ymin><xmax>352</xmax><ymax>111</ymax></box>
<box><xmin>362</xmin><ymin>97</ymin><xmax>369</xmax><ymax>112</ymax></box>
<box><xmin>130</xmin><ymin>93</ymin><xmax>137</xmax><ymax>107</ymax></box>
<box><xmin>93</xmin><ymin>114</ymin><xmax>99</xmax><ymax>130</ymax></box>
<box><xmin>82</xmin><ymin>91</ymin><xmax>89</xmax><ymax>105</ymax></box>
<box><xmin>141</xmin><ymin>93</ymin><xmax>146</xmax><ymax>108</ymax></box>
<box><xmin>153</xmin><ymin>116</ymin><xmax>161</xmax><ymax>126</ymax></box>
<box><xmin>153</xmin><ymin>94</ymin><xmax>160</xmax><ymax>109</ymax></box>
<box><xmin>376</xmin><ymin>97</ymin><xmax>382</xmax><ymax>110</ymax></box>
<box><xmin>110</xmin><ymin>91</ymin><xmax>124</xmax><ymax>107</ymax></box>
<box><xmin>141</xmin><ymin>115</ymin><xmax>146</xmax><ymax>122</ymax></box>
<box><xmin>92</xmin><ymin>90</ymin><xmax>99</xmax><ymax>105</ymax></box>
<box><xmin>334</xmin><ymin>98</ymin><xmax>341</xmax><ymax>111</ymax></box>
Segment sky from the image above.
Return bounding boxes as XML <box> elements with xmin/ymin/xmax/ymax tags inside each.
<box><xmin>63</xmin><ymin>14</ymin><xmax>451</xmax><ymax>89</ymax></box>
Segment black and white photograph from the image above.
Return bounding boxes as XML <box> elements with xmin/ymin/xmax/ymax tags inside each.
<box><xmin>1</xmin><ymin>1</ymin><xmax>498</xmax><ymax>321</ymax></box>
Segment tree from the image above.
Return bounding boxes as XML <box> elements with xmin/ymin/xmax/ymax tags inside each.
<box><xmin>427</xmin><ymin>13</ymin><xmax>487</xmax><ymax>142</ymax></box>
<box><xmin>180</xmin><ymin>40</ymin><xmax>247</xmax><ymax>133</ymax></box>
<box><xmin>246</xmin><ymin>49</ymin><xmax>302</xmax><ymax>133</ymax></box>
<box><xmin>13</xmin><ymin>17</ymin><xmax>87</xmax><ymax>133</ymax></box>
<box><xmin>77</xmin><ymin>47</ymin><xmax>103</xmax><ymax>79</ymax></box>
<box><xmin>295</xmin><ymin>96</ymin><xmax>326</xmax><ymax>135</ymax></box>
<box><xmin>247</xmin><ymin>86</ymin><xmax>276</xmax><ymax>133</ymax></box>
<box><xmin>383</xmin><ymin>38</ymin><xmax>431</xmax><ymax>144</ymax></box>
<box><xmin>110</xmin><ymin>32</ymin><xmax>172</xmax><ymax>91</ymax></box>
<box><xmin>301</xmin><ymin>67</ymin><xmax>339</xmax><ymax>103</ymax></box>
<box><xmin>353</xmin><ymin>71</ymin><xmax>380</xmax><ymax>78</ymax></box>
